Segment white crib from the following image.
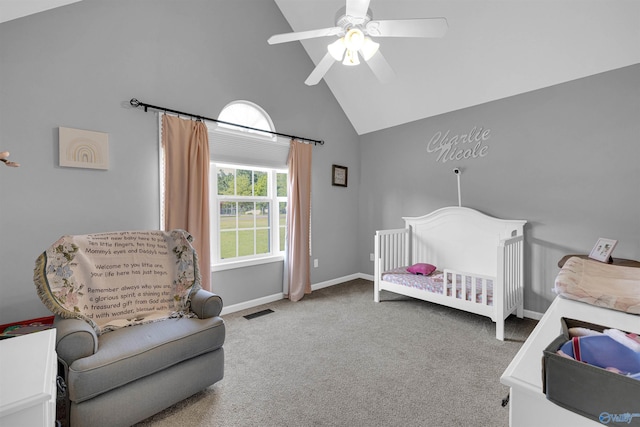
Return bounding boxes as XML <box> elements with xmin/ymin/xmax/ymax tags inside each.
<box><xmin>374</xmin><ymin>206</ymin><xmax>526</xmax><ymax>340</ymax></box>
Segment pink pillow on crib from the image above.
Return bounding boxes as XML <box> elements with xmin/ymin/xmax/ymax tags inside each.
<box><xmin>407</xmin><ymin>263</ymin><xmax>436</xmax><ymax>276</ymax></box>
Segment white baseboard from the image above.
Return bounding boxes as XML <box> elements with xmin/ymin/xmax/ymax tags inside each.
<box><xmin>359</xmin><ymin>273</ymin><xmax>374</xmax><ymax>282</ymax></box>
<box><xmin>221</xmin><ymin>272</ymin><xmax>546</xmax><ymax>321</ymax></box>
<box><xmin>220</xmin><ymin>293</ymin><xmax>283</xmax><ymax>316</ymax></box>
<box><xmin>221</xmin><ymin>272</ymin><xmax>369</xmax><ymax>315</ymax></box>
<box><xmin>523</xmin><ymin>309</ymin><xmax>544</xmax><ymax>321</ymax></box>
<box><xmin>311</xmin><ymin>273</ymin><xmax>370</xmax><ymax>291</ymax></box>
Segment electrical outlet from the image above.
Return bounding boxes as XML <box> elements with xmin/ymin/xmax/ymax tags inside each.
<box><xmin>314</xmin><ymin>259</ymin><xmax>318</xmax><ymax>268</ymax></box>
<box><xmin>370</xmin><ymin>253</ymin><xmax>374</xmax><ymax>262</ymax></box>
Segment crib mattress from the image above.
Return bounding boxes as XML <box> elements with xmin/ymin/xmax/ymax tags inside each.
<box><xmin>382</xmin><ymin>267</ymin><xmax>494</xmax><ymax>305</ymax></box>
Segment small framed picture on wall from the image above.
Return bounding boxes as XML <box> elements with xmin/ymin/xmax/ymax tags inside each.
<box><xmin>332</xmin><ymin>164</ymin><xmax>348</xmax><ymax>187</ymax></box>
<box><xmin>588</xmin><ymin>238</ymin><xmax>617</xmax><ymax>263</ymax></box>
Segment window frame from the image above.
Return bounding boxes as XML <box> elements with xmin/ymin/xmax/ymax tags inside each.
<box><xmin>210</xmin><ymin>163</ymin><xmax>287</xmax><ymax>272</ymax></box>
<box><xmin>158</xmin><ymin>99</ymin><xmax>287</xmax><ymax>273</ymax></box>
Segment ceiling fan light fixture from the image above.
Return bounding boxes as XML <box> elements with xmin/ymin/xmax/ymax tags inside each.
<box><xmin>267</xmin><ymin>1</ymin><xmax>449</xmax><ymax>86</ymax></box>
<box><xmin>343</xmin><ymin>28</ymin><xmax>365</xmax><ymax>51</ymax></box>
<box><xmin>342</xmin><ymin>49</ymin><xmax>360</xmax><ymax>66</ymax></box>
<box><xmin>360</xmin><ymin>37</ymin><xmax>379</xmax><ymax>61</ymax></box>
<box><xmin>327</xmin><ymin>38</ymin><xmax>346</xmax><ymax>61</ymax></box>
<box><xmin>340</xmin><ymin>28</ymin><xmax>366</xmax><ymax>66</ymax></box>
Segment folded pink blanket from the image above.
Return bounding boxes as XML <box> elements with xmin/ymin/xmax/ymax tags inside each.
<box><xmin>554</xmin><ymin>256</ymin><xmax>640</xmax><ymax>314</ymax></box>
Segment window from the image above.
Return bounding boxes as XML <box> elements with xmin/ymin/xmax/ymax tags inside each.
<box><xmin>212</xmin><ymin>164</ymin><xmax>287</xmax><ymax>264</ymax></box>
<box><xmin>218</xmin><ymin>102</ymin><xmax>273</xmax><ymax>139</ymax></box>
<box><xmin>209</xmin><ymin>101</ymin><xmax>289</xmax><ymax>270</ymax></box>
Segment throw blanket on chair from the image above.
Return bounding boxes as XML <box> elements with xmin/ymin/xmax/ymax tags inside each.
<box><xmin>34</xmin><ymin>230</ymin><xmax>202</xmax><ymax>334</ymax></box>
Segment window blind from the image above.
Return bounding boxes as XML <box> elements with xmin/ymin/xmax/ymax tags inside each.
<box><xmin>208</xmin><ymin>123</ymin><xmax>290</xmax><ymax>169</ymax></box>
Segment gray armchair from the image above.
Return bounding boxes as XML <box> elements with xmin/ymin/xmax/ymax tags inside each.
<box><xmin>54</xmin><ymin>289</ymin><xmax>225</xmax><ymax>426</ymax></box>
<box><xmin>33</xmin><ymin>230</ymin><xmax>225</xmax><ymax>427</ymax></box>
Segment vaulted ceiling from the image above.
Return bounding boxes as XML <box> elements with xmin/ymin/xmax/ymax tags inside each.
<box><xmin>273</xmin><ymin>0</ymin><xmax>640</xmax><ymax>134</ymax></box>
<box><xmin>2</xmin><ymin>0</ymin><xmax>639</xmax><ymax>136</ymax></box>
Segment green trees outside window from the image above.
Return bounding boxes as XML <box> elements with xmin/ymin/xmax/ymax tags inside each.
<box><xmin>215</xmin><ymin>166</ymin><xmax>287</xmax><ymax>260</ymax></box>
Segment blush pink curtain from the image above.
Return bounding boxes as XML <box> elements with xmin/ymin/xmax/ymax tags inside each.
<box><xmin>161</xmin><ymin>115</ymin><xmax>211</xmax><ymax>291</ymax></box>
<box><xmin>285</xmin><ymin>139</ymin><xmax>313</xmax><ymax>301</ymax></box>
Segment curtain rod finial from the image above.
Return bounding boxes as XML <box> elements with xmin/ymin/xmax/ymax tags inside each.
<box><xmin>130</xmin><ymin>98</ymin><xmax>140</xmax><ymax>107</ymax></box>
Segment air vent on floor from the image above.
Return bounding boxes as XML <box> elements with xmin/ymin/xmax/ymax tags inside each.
<box><xmin>243</xmin><ymin>309</ymin><xmax>274</xmax><ymax>320</ymax></box>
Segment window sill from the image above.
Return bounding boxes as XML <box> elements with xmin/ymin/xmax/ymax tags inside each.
<box><xmin>212</xmin><ymin>254</ymin><xmax>284</xmax><ymax>272</ymax></box>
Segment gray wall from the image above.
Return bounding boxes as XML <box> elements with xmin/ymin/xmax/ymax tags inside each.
<box><xmin>1</xmin><ymin>0</ymin><xmax>637</xmax><ymax>325</ymax></box>
<box><xmin>0</xmin><ymin>0</ymin><xmax>361</xmax><ymax>324</ymax></box>
<box><xmin>358</xmin><ymin>64</ymin><xmax>640</xmax><ymax>314</ymax></box>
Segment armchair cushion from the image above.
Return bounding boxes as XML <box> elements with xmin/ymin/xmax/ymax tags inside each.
<box><xmin>34</xmin><ymin>230</ymin><xmax>202</xmax><ymax>335</ymax></box>
<box><xmin>53</xmin><ymin>289</ymin><xmax>222</xmax><ymax>367</ymax></box>
<box><xmin>68</xmin><ymin>315</ymin><xmax>225</xmax><ymax>403</ymax></box>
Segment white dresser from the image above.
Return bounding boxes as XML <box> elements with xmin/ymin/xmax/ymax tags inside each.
<box><xmin>0</xmin><ymin>329</ymin><xmax>57</xmax><ymax>427</ymax></box>
<box><xmin>501</xmin><ymin>297</ymin><xmax>640</xmax><ymax>426</ymax></box>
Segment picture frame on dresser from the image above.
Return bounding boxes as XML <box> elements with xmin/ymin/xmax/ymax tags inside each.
<box><xmin>588</xmin><ymin>237</ymin><xmax>617</xmax><ymax>263</ymax></box>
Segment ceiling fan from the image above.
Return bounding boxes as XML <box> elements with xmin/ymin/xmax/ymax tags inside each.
<box><xmin>268</xmin><ymin>0</ymin><xmax>448</xmax><ymax>86</ymax></box>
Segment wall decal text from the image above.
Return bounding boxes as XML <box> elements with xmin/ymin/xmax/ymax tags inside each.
<box><xmin>427</xmin><ymin>126</ymin><xmax>491</xmax><ymax>163</ymax></box>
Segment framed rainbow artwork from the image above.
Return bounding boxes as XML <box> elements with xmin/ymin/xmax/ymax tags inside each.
<box><xmin>59</xmin><ymin>126</ymin><xmax>109</xmax><ymax>170</ymax></box>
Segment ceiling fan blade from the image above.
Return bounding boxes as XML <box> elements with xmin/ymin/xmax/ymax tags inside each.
<box><xmin>268</xmin><ymin>27</ymin><xmax>343</xmax><ymax>45</ymax></box>
<box><xmin>305</xmin><ymin>52</ymin><xmax>337</xmax><ymax>86</ymax></box>
<box><xmin>366</xmin><ymin>18</ymin><xmax>448</xmax><ymax>38</ymax></box>
<box><xmin>365</xmin><ymin>50</ymin><xmax>395</xmax><ymax>84</ymax></box>
<box><xmin>346</xmin><ymin>0</ymin><xmax>371</xmax><ymax>18</ymax></box>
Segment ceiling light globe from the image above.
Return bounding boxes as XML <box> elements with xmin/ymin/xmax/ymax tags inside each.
<box><xmin>327</xmin><ymin>38</ymin><xmax>346</xmax><ymax>61</ymax></box>
<box><xmin>342</xmin><ymin>49</ymin><xmax>360</xmax><ymax>66</ymax></box>
<box><xmin>343</xmin><ymin>28</ymin><xmax>365</xmax><ymax>51</ymax></box>
<box><xmin>360</xmin><ymin>37</ymin><xmax>379</xmax><ymax>61</ymax></box>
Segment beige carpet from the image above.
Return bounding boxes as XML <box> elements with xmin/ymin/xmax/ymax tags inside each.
<box><xmin>135</xmin><ymin>279</ymin><xmax>537</xmax><ymax>427</ymax></box>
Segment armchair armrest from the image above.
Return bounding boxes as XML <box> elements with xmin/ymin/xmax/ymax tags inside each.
<box><xmin>190</xmin><ymin>289</ymin><xmax>223</xmax><ymax>319</ymax></box>
<box><xmin>54</xmin><ymin>316</ymin><xmax>98</xmax><ymax>366</ymax></box>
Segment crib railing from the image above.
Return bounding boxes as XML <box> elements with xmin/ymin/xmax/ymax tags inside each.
<box><xmin>443</xmin><ymin>269</ymin><xmax>494</xmax><ymax>305</ymax></box>
<box><xmin>496</xmin><ymin>234</ymin><xmax>525</xmax><ymax>320</ymax></box>
<box><xmin>375</xmin><ymin>228</ymin><xmax>409</xmax><ymax>272</ymax></box>
<box><xmin>374</xmin><ymin>228</ymin><xmax>409</xmax><ymax>302</ymax></box>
